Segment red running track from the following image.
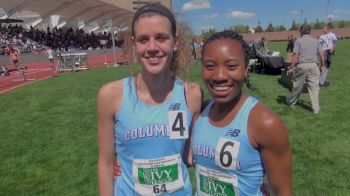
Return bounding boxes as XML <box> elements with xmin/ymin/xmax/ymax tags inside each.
<box><xmin>0</xmin><ymin>54</ymin><xmax>125</xmax><ymax>94</ymax></box>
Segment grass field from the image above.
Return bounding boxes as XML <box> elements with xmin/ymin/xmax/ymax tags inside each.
<box><xmin>1</xmin><ymin>40</ymin><xmax>350</xmax><ymax>195</ymax></box>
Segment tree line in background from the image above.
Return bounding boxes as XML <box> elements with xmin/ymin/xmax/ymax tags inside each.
<box><xmin>201</xmin><ymin>19</ymin><xmax>350</xmax><ymax>40</ymax></box>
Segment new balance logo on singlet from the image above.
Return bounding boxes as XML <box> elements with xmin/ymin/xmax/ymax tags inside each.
<box><xmin>225</xmin><ymin>129</ymin><xmax>241</xmax><ymax>137</ymax></box>
<box><xmin>168</xmin><ymin>103</ymin><xmax>181</xmax><ymax>111</ymax></box>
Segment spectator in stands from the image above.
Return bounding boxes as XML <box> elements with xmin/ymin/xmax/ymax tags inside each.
<box><xmin>9</xmin><ymin>48</ymin><xmax>20</xmax><ymax>69</ymax></box>
<box><xmin>286</xmin><ymin>23</ymin><xmax>324</xmax><ymax>114</ymax></box>
<box><xmin>0</xmin><ymin>23</ymin><xmax>120</xmax><ymax>55</ymax></box>
<box><xmin>319</xmin><ymin>24</ymin><xmax>337</xmax><ymax>86</ymax></box>
<box><xmin>4</xmin><ymin>47</ymin><xmax>10</xmax><ymax>55</ymax></box>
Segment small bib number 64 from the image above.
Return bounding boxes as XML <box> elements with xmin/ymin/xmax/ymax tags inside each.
<box><xmin>215</xmin><ymin>137</ymin><xmax>240</xmax><ymax>170</ymax></box>
<box><xmin>168</xmin><ymin>111</ymin><xmax>188</xmax><ymax>139</ymax></box>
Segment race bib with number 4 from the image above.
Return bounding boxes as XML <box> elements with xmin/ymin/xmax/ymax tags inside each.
<box><xmin>168</xmin><ymin>111</ymin><xmax>188</xmax><ymax>139</ymax></box>
<box><xmin>196</xmin><ymin>164</ymin><xmax>239</xmax><ymax>196</ymax></box>
<box><xmin>215</xmin><ymin>137</ymin><xmax>240</xmax><ymax>170</ymax></box>
<box><xmin>133</xmin><ymin>154</ymin><xmax>184</xmax><ymax>196</ymax></box>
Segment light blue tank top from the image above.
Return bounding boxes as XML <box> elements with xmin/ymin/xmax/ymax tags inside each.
<box><xmin>114</xmin><ymin>76</ymin><xmax>192</xmax><ymax>196</ymax></box>
<box><xmin>192</xmin><ymin>96</ymin><xmax>264</xmax><ymax>196</ymax></box>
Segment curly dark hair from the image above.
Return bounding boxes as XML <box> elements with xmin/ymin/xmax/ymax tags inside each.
<box><xmin>201</xmin><ymin>30</ymin><xmax>250</xmax><ymax>65</ymax></box>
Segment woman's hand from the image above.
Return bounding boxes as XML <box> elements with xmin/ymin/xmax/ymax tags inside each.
<box><xmin>113</xmin><ymin>159</ymin><xmax>122</xmax><ymax>179</ymax></box>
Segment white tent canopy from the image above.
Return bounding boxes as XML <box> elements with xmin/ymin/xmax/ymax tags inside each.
<box><xmin>0</xmin><ymin>0</ymin><xmax>172</xmax><ymax>30</ymax></box>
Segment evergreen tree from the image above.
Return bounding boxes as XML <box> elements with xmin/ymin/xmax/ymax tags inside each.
<box><xmin>289</xmin><ymin>20</ymin><xmax>298</xmax><ymax>31</ymax></box>
<box><xmin>202</xmin><ymin>28</ymin><xmax>216</xmax><ymax>41</ymax></box>
<box><xmin>313</xmin><ymin>18</ymin><xmax>322</xmax><ymax>29</ymax></box>
<box><xmin>276</xmin><ymin>25</ymin><xmax>287</xmax><ymax>32</ymax></box>
<box><xmin>344</xmin><ymin>20</ymin><xmax>350</xmax><ymax>28</ymax></box>
<box><xmin>337</xmin><ymin>20</ymin><xmax>345</xmax><ymax>28</ymax></box>
<box><xmin>255</xmin><ymin>21</ymin><xmax>263</xmax><ymax>33</ymax></box>
<box><xmin>303</xmin><ymin>18</ymin><xmax>308</xmax><ymax>24</ymax></box>
<box><xmin>265</xmin><ymin>22</ymin><xmax>275</xmax><ymax>32</ymax></box>
<box><xmin>230</xmin><ymin>24</ymin><xmax>250</xmax><ymax>33</ymax></box>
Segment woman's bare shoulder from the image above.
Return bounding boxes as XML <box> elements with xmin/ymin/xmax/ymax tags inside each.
<box><xmin>98</xmin><ymin>80</ymin><xmax>123</xmax><ymax>98</ymax></box>
<box><xmin>97</xmin><ymin>79</ymin><xmax>125</xmax><ymax>114</ymax></box>
<box><xmin>249</xmin><ymin>102</ymin><xmax>288</xmax><ymax>148</ymax></box>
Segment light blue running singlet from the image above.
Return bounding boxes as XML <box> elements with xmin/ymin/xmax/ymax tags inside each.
<box><xmin>192</xmin><ymin>96</ymin><xmax>265</xmax><ymax>196</ymax></box>
<box><xmin>114</xmin><ymin>76</ymin><xmax>192</xmax><ymax>196</ymax></box>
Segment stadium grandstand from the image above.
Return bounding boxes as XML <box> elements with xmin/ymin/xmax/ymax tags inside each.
<box><xmin>0</xmin><ymin>0</ymin><xmax>171</xmax><ymax>53</ymax></box>
<box><xmin>0</xmin><ymin>0</ymin><xmax>172</xmax><ymax>93</ymax></box>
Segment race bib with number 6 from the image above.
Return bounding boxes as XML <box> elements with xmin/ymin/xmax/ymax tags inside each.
<box><xmin>168</xmin><ymin>111</ymin><xmax>188</xmax><ymax>139</ymax></box>
<box><xmin>215</xmin><ymin>137</ymin><xmax>240</xmax><ymax>170</ymax></box>
<box><xmin>196</xmin><ymin>164</ymin><xmax>239</xmax><ymax>196</ymax></box>
<box><xmin>133</xmin><ymin>154</ymin><xmax>184</xmax><ymax>196</ymax></box>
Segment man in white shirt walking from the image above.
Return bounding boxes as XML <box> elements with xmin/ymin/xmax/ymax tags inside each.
<box><xmin>318</xmin><ymin>24</ymin><xmax>337</xmax><ymax>86</ymax></box>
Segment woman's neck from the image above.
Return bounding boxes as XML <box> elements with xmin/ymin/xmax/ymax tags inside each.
<box><xmin>135</xmin><ymin>71</ymin><xmax>175</xmax><ymax>104</ymax></box>
<box><xmin>209</xmin><ymin>92</ymin><xmax>247</xmax><ymax>126</ymax></box>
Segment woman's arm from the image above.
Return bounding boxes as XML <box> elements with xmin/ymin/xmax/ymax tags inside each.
<box><xmin>97</xmin><ymin>81</ymin><xmax>122</xmax><ymax>196</ymax></box>
<box><xmin>249</xmin><ymin>103</ymin><xmax>292</xmax><ymax>196</ymax></box>
<box><xmin>183</xmin><ymin>82</ymin><xmax>203</xmax><ymax>166</ymax></box>
<box><xmin>183</xmin><ymin>112</ymin><xmax>200</xmax><ymax>167</ymax></box>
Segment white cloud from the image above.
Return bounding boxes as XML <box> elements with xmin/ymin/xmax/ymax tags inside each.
<box><xmin>333</xmin><ymin>9</ymin><xmax>350</xmax><ymax>14</ymax></box>
<box><xmin>226</xmin><ymin>10</ymin><xmax>255</xmax><ymax>19</ymax></box>
<box><xmin>182</xmin><ymin>0</ymin><xmax>211</xmax><ymax>11</ymax></box>
<box><xmin>289</xmin><ymin>10</ymin><xmax>300</xmax><ymax>16</ymax></box>
<box><xmin>199</xmin><ymin>25</ymin><xmax>213</xmax><ymax>30</ymax></box>
<box><xmin>200</xmin><ymin>13</ymin><xmax>219</xmax><ymax>19</ymax></box>
<box><xmin>333</xmin><ymin>9</ymin><xmax>342</xmax><ymax>14</ymax></box>
<box><xmin>285</xmin><ymin>10</ymin><xmax>304</xmax><ymax>19</ymax></box>
<box><xmin>327</xmin><ymin>14</ymin><xmax>338</xmax><ymax>20</ymax></box>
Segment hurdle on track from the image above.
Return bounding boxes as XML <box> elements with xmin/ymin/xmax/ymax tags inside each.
<box><xmin>11</xmin><ymin>67</ymin><xmax>36</xmax><ymax>82</ymax></box>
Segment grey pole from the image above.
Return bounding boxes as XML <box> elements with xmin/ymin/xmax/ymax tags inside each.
<box><xmin>111</xmin><ymin>28</ymin><xmax>118</xmax><ymax>67</ymax></box>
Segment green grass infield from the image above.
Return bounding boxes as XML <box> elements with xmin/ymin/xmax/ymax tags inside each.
<box><xmin>1</xmin><ymin>40</ymin><xmax>349</xmax><ymax>195</ymax></box>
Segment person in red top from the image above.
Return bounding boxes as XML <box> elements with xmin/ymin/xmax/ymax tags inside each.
<box><xmin>9</xmin><ymin>48</ymin><xmax>20</xmax><ymax>70</ymax></box>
